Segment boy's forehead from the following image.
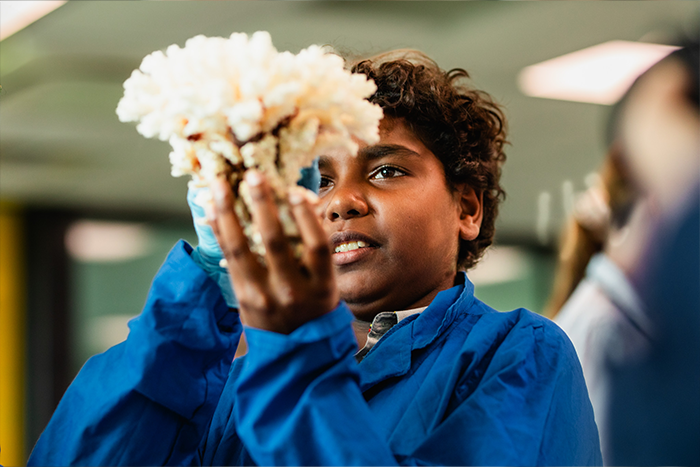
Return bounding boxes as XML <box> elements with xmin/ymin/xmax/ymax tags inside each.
<box><xmin>347</xmin><ymin>117</ymin><xmax>407</xmax><ymax>148</ymax></box>
<box><xmin>379</xmin><ymin>116</ymin><xmax>399</xmax><ymax>135</ymax></box>
<box><xmin>378</xmin><ymin>116</ymin><xmax>415</xmax><ymax>140</ymax></box>
<box><xmin>317</xmin><ymin>117</ymin><xmax>433</xmax><ymax>170</ymax></box>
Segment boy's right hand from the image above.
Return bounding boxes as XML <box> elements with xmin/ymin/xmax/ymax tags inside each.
<box><xmin>207</xmin><ymin>172</ymin><xmax>338</xmax><ymax>334</ymax></box>
<box><xmin>188</xmin><ymin>159</ymin><xmax>321</xmax><ymax>310</ymax></box>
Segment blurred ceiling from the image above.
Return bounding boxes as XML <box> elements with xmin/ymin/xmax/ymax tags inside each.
<box><xmin>1</xmin><ymin>1</ymin><xmax>698</xmax><ymax>244</ymax></box>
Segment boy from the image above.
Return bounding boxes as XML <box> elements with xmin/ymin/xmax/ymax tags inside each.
<box><xmin>29</xmin><ymin>50</ymin><xmax>601</xmax><ymax>466</ymax></box>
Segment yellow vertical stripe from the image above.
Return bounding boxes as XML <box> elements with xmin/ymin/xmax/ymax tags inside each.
<box><xmin>0</xmin><ymin>204</ymin><xmax>26</xmax><ymax>466</ymax></box>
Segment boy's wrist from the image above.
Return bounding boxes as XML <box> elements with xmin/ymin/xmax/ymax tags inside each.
<box><xmin>243</xmin><ymin>302</ymin><xmax>353</xmax><ymax>355</ymax></box>
<box><xmin>190</xmin><ymin>245</ymin><xmax>239</xmax><ymax>309</ymax></box>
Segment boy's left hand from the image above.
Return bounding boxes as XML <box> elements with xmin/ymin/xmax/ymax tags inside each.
<box><xmin>207</xmin><ymin>171</ymin><xmax>339</xmax><ymax>334</ymax></box>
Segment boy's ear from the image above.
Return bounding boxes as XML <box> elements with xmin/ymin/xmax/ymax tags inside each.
<box><xmin>457</xmin><ymin>185</ymin><xmax>483</xmax><ymax>241</ymax></box>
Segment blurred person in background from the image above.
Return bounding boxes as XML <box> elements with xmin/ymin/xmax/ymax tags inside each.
<box><xmin>605</xmin><ymin>37</ymin><xmax>699</xmax><ymax>466</ymax></box>
<box><xmin>545</xmin><ymin>145</ymin><xmax>639</xmax><ymax>463</ymax></box>
<box><xmin>547</xmin><ymin>37</ymin><xmax>699</xmax><ymax>465</ymax></box>
<box><xmin>545</xmin><ymin>145</ymin><xmax>636</xmax><ymax>322</ymax></box>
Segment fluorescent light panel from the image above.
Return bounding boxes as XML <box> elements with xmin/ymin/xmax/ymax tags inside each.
<box><xmin>65</xmin><ymin>220</ymin><xmax>152</xmax><ymax>263</ymax></box>
<box><xmin>0</xmin><ymin>1</ymin><xmax>67</xmax><ymax>41</ymax></box>
<box><xmin>518</xmin><ymin>41</ymin><xmax>681</xmax><ymax>105</ymax></box>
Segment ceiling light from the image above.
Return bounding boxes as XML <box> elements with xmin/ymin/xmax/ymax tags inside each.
<box><xmin>518</xmin><ymin>40</ymin><xmax>681</xmax><ymax>105</ymax></box>
<box><xmin>0</xmin><ymin>1</ymin><xmax>67</xmax><ymax>41</ymax></box>
<box><xmin>65</xmin><ymin>220</ymin><xmax>152</xmax><ymax>263</ymax></box>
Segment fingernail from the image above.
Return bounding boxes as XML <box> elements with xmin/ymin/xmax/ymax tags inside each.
<box><xmin>211</xmin><ymin>179</ymin><xmax>227</xmax><ymax>204</ymax></box>
<box><xmin>289</xmin><ymin>186</ymin><xmax>318</xmax><ymax>206</ymax></box>
<box><xmin>289</xmin><ymin>189</ymin><xmax>304</xmax><ymax>205</ymax></box>
<box><xmin>304</xmin><ymin>189</ymin><xmax>319</xmax><ymax>205</ymax></box>
<box><xmin>245</xmin><ymin>170</ymin><xmax>262</xmax><ymax>186</ymax></box>
<box><xmin>203</xmin><ymin>202</ymin><xmax>216</xmax><ymax>221</ymax></box>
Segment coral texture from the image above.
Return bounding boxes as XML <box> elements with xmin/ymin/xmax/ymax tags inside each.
<box><xmin>117</xmin><ymin>31</ymin><xmax>382</xmax><ymax>256</ymax></box>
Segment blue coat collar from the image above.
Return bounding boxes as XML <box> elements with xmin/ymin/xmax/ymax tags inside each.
<box><xmin>358</xmin><ymin>272</ymin><xmax>476</xmax><ymax>391</ymax></box>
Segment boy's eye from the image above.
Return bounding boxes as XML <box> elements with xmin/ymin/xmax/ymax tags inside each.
<box><xmin>371</xmin><ymin>166</ymin><xmax>406</xmax><ymax>180</ymax></box>
<box><xmin>319</xmin><ymin>176</ymin><xmax>333</xmax><ymax>190</ymax></box>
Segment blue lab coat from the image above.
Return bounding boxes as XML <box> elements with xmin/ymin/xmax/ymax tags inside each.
<box><xmin>29</xmin><ymin>241</ymin><xmax>601</xmax><ymax>466</ymax></box>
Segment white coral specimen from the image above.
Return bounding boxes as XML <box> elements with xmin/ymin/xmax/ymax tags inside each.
<box><xmin>117</xmin><ymin>31</ymin><xmax>383</xmax><ymax>257</ymax></box>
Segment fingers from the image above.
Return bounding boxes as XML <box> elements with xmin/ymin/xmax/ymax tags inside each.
<box><xmin>288</xmin><ymin>187</ymin><xmax>333</xmax><ymax>281</ymax></box>
<box><xmin>208</xmin><ymin>173</ymin><xmax>337</xmax><ymax>333</ymax></box>
<box><xmin>244</xmin><ymin>171</ymin><xmax>297</xmax><ymax>278</ymax></box>
<box><xmin>210</xmin><ymin>177</ymin><xmax>263</xmax><ymax>284</ymax></box>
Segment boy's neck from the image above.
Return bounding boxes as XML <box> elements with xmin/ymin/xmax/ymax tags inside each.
<box><xmin>352</xmin><ymin>320</ymin><xmax>372</xmax><ymax>349</ymax></box>
<box><xmin>347</xmin><ymin>270</ymin><xmax>465</xmax><ymax>338</ymax></box>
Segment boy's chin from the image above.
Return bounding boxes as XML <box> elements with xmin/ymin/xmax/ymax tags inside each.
<box><xmin>348</xmin><ymin>306</ymin><xmax>384</xmax><ymax>324</ymax></box>
<box><xmin>340</xmin><ymin>286</ymin><xmax>400</xmax><ymax>323</ymax></box>
<box><xmin>338</xmin><ymin>285</ymin><xmax>386</xmax><ymax>322</ymax></box>
<box><xmin>336</xmin><ymin>268</ymin><xmax>431</xmax><ymax>321</ymax></box>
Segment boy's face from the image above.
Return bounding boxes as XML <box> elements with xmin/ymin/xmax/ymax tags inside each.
<box><xmin>318</xmin><ymin>118</ymin><xmax>481</xmax><ymax>321</ymax></box>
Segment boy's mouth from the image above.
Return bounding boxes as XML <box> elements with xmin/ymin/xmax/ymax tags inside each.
<box><xmin>329</xmin><ymin>231</ymin><xmax>379</xmax><ymax>265</ymax></box>
<box><xmin>334</xmin><ymin>240</ymin><xmax>369</xmax><ymax>253</ymax></box>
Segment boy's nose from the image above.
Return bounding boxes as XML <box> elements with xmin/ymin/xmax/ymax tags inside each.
<box><xmin>325</xmin><ymin>186</ymin><xmax>370</xmax><ymax>221</ymax></box>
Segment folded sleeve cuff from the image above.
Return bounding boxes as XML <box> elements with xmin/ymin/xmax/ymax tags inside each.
<box><xmin>243</xmin><ymin>302</ymin><xmax>355</xmax><ymax>358</ymax></box>
<box><xmin>124</xmin><ymin>240</ymin><xmax>241</xmax><ymax>418</ymax></box>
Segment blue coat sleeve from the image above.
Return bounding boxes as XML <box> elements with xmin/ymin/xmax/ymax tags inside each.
<box><xmin>28</xmin><ymin>241</ymin><xmax>241</xmax><ymax>466</ymax></box>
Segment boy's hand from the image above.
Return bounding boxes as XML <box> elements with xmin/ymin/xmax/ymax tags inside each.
<box><xmin>207</xmin><ymin>171</ymin><xmax>339</xmax><ymax>334</ymax></box>
<box><xmin>188</xmin><ymin>160</ymin><xmax>320</xmax><ymax>310</ymax></box>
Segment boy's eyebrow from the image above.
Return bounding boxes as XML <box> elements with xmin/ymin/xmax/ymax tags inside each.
<box><xmin>318</xmin><ymin>144</ymin><xmax>421</xmax><ymax>170</ymax></box>
<box><xmin>357</xmin><ymin>144</ymin><xmax>422</xmax><ymax>162</ymax></box>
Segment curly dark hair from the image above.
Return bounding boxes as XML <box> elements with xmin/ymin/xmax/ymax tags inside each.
<box><xmin>349</xmin><ymin>50</ymin><xmax>508</xmax><ymax>270</ymax></box>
